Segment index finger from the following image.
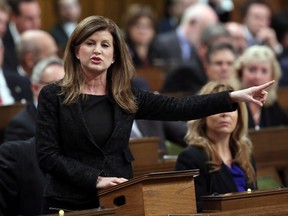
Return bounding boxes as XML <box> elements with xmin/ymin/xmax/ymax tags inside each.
<box><xmin>254</xmin><ymin>80</ymin><xmax>275</xmax><ymax>91</ymax></box>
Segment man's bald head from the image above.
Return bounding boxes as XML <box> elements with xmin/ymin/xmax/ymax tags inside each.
<box><xmin>17</xmin><ymin>30</ymin><xmax>58</xmax><ymax>76</ymax></box>
<box><xmin>180</xmin><ymin>3</ymin><xmax>218</xmax><ymax>46</ymax></box>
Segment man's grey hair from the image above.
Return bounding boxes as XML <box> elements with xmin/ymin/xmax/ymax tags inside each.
<box><xmin>181</xmin><ymin>3</ymin><xmax>214</xmax><ymax>25</ymax></box>
<box><xmin>31</xmin><ymin>57</ymin><xmax>64</xmax><ymax>83</ymax></box>
<box><xmin>200</xmin><ymin>23</ymin><xmax>231</xmax><ymax>45</ymax></box>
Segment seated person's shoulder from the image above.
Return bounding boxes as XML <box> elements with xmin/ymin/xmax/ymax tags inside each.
<box><xmin>0</xmin><ymin>138</ymin><xmax>35</xmax><ymax>155</ymax></box>
<box><xmin>178</xmin><ymin>145</ymin><xmax>207</xmax><ymax>161</ymax></box>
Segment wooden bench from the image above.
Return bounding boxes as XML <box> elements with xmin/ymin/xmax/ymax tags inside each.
<box><xmin>277</xmin><ymin>87</ymin><xmax>288</xmax><ymax>113</ymax></box>
<box><xmin>129</xmin><ymin>137</ymin><xmax>177</xmax><ymax>177</ymax></box>
<box><xmin>135</xmin><ymin>67</ymin><xmax>166</xmax><ymax>92</ymax></box>
<box><xmin>249</xmin><ymin>126</ymin><xmax>288</xmax><ymax>186</ymax></box>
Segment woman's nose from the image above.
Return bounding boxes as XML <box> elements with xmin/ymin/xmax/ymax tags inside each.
<box><xmin>94</xmin><ymin>45</ymin><xmax>101</xmax><ymax>54</ymax></box>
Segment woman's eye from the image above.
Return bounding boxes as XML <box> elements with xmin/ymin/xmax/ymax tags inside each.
<box><xmin>86</xmin><ymin>41</ymin><xmax>94</xmax><ymax>46</ymax></box>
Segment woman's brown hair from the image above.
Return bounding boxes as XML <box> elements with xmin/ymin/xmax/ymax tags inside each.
<box><xmin>59</xmin><ymin>15</ymin><xmax>137</xmax><ymax>113</ymax></box>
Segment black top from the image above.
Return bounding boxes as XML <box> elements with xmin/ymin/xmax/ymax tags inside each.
<box><xmin>81</xmin><ymin>95</ymin><xmax>113</xmax><ymax>148</ymax></box>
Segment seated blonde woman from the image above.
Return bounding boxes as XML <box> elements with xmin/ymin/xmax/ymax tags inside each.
<box><xmin>234</xmin><ymin>45</ymin><xmax>288</xmax><ymax>129</ymax></box>
<box><xmin>176</xmin><ymin>82</ymin><xmax>257</xmax><ymax>212</ymax></box>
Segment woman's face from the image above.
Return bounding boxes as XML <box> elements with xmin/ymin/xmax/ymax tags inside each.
<box><xmin>76</xmin><ymin>30</ymin><xmax>115</xmax><ymax>75</ymax></box>
<box><xmin>129</xmin><ymin>16</ymin><xmax>155</xmax><ymax>45</ymax></box>
<box><xmin>241</xmin><ymin>60</ymin><xmax>273</xmax><ymax>88</ymax></box>
<box><xmin>206</xmin><ymin>110</ymin><xmax>238</xmax><ymax>137</ymax></box>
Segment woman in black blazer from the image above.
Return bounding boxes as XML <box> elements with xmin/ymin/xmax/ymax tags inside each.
<box><xmin>36</xmin><ymin>15</ymin><xmax>272</xmax><ymax>213</ymax></box>
<box><xmin>176</xmin><ymin>82</ymin><xmax>257</xmax><ymax>212</ymax></box>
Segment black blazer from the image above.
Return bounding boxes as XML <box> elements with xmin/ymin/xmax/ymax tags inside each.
<box><xmin>3</xmin><ymin>70</ymin><xmax>33</xmax><ymax>103</ymax></box>
<box><xmin>0</xmin><ymin>138</ymin><xmax>45</xmax><ymax>216</ymax></box>
<box><xmin>36</xmin><ymin>83</ymin><xmax>237</xmax><ymax>206</ymax></box>
<box><xmin>154</xmin><ymin>31</ymin><xmax>182</xmax><ymax>62</ymax></box>
<box><xmin>4</xmin><ymin>102</ymin><xmax>37</xmax><ymax>142</ymax></box>
<box><xmin>176</xmin><ymin>146</ymin><xmax>257</xmax><ymax>212</ymax></box>
<box><xmin>161</xmin><ymin>61</ymin><xmax>207</xmax><ymax>94</ymax></box>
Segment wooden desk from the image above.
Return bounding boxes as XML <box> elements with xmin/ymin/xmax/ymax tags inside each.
<box><xmin>170</xmin><ymin>203</ymin><xmax>288</xmax><ymax>216</ymax></box>
<box><xmin>202</xmin><ymin>188</ymin><xmax>288</xmax><ymax>212</ymax></box>
<box><xmin>47</xmin><ymin>208</ymin><xmax>116</xmax><ymax>216</ymax></box>
<box><xmin>99</xmin><ymin>170</ymin><xmax>199</xmax><ymax>216</ymax></box>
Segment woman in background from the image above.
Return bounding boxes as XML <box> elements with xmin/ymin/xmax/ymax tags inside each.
<box><xmin>123</xmin><ymin>4</ymin><xmax>160</xmax><ymax>68</ymax></box>
<box><xmin>176</xmin><ymin>82</ymin><xmax>257</xmax><ymax>212</ymax></box>
<box><xmin>234</xmin><ymin>45</ymin><xmax>288</xmax><ymax>129</ymax></box>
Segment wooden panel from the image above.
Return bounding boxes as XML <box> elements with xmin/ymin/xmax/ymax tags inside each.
<box><xmin>99</xmin><ymin>170</ymin><xmax>198</xmax><ymax>216</ymax></box>
<box><xmin>0</xmin><ymin>103</ymin><xmax>25</xmax><ymax>129</ymax></box>
<box><xmin>208</xmin><ymin>203</ymin><xmax>288</xmax><ymax>216</ymax></box>
<box><xmin>133</xmin><ymin>159</ymin><xmax>176</xmax><ymax>177</ymax></box>
<box><xmin>38</xmin><ymin>0</ymin><xmax>166</xmax><ymax>31</ymax></box>
<box><xmin>277</xmin><ymin>87</ymin><xmax>288</xmax><ymax>113</ymax></box>
<box><xmin>129</xmin><ymin>137</ymin><xmax>160</xmax><ymax>167</ymax></box>
<box><xmin>249</xmin><ymin>127</ymin><xmax>288</xmax><ymax>170</ymax></box>
<box><xmin>46</xmin><ymin>207</ymin><xmax>116</xmax><ymax>216</ymax></box>
<box><xmin>202</xmin><ymin>188</ymin><xmax>288</xmax><ymax>212</ymax></box>
<box><xmin>143</xmin><ymin>178</ymin><xmax>196</xmax><ymax>215</ymax></box>
<box><xmin>38</xmin><ymin>0</ymin><xmax>57</xmax><ymax>31</ymax></box>
<box><xmin>0</xmin><ymin>103</ymin><xmax>25</xmax><ymax>143</ymax></box>
<box><xmin>135</xmin><ymin>67</ymin><xmax>166</xmax><ymax>92</ymax></box>
<box><xmin>38</xmin><ymin>0</ymin><xmax>288</xmax><ymax>31</ymax></box>
<box><xmin>171</xmin><ymin>203</ymin><xmax>288</xmax><ymax>216</ymax></box>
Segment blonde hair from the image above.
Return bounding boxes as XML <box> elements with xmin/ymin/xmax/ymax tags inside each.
<box><xmin>234</xmin><ymin>45</ymin><xmax>282</xmax><ymax>106</ymax></box>
<box><xmin>185</xmin><ymin>81</ymin><xmax>255</xmax><ymax>183</ymax></box>
<box><xmin>59</xmin><ymin>16</ymin><xmax>137</xmax><ymax>113</ymax></box>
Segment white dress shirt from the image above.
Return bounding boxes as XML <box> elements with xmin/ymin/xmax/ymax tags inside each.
<box><xmin>0</xmin><ymin>69</ymin><xmax>15</xmax><ymax>105</ymax></box>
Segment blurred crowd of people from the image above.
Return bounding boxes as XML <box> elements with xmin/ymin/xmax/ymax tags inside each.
<box><xmin>0</xmin><ymin>0</ymin><xmax>287</xmax><ymax>130</ymax></box>
<box><xmin>0</xmin><ymin>0</ymin><xmax>288</xmax><ymax>215</ymax></box>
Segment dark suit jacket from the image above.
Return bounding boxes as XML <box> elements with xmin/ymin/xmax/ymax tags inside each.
<box><xmin>135</xmin><ymin>120</ymin><xmax>187</xmax><ymax>151</ymax></box>
<box><xmin>3</xmin><ymin>70</ymin><xmax>33</xmax><ymax>103</ymax></box>
<box><xmin>247</xmin><ymin>102</ymin><xmax>288</xmax><ymax>129</ymax></box>
<box><xmin>161</xmin><ymin>61</ymin><xmax>207</xmax><ymax>94</ymax></box>
<box><xmin>4</xmin><ymin>102</ymin><xmax>37</xmax><ymax>142</ymax></box>
<box><xmin>3</xmin><ymin>25</ymin><xmax>19</xmax><ymax>73</ymax></box>
<box><xmin>157</xmin><ymin>17</ymin><xmax>178</xmax><ymax>34</ymax></box>
<box><xmin>36</xmin><ymin>83</ymin><xmax>237</xmax><ymax>207</ymax></box>
<box><xmin>176</xmin><ymin>146</ymin><xmax>257</xmax><ymax>212</ymax></box>
<box><xmin>154</xmin><ymin>31</ymin><xmax>182</xmax><ymax>62</ymax></box>
<box><xmin>50</xmin><ymin>23</ymin><xmax>69</xmax><ymax>49</ymax></box>
<box><xmin>0</xmin><ymin>138</ymin><xmax>45</xmax><ymax>216</ymax></box>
